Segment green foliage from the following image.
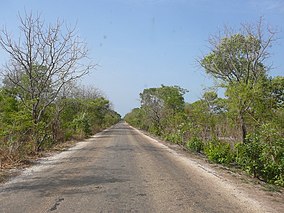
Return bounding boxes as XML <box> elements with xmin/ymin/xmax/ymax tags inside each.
<box><xmin>0</xmin><ymin>89</ymin><xmax>33</xmax><ymax>154</ymax></box>
<box><xmin>60</xmin><ymin>97</ymin><xmax>120</xmax><ymax>139</ymax></box>
<box><xmin>0</xmin><ymin>13</ymin><xmax>119</xmax><ymax>165</ymax></box>
<box><xmin>259</xmin><ymin>123</ymin><xmax>284</xmax><ymax>185</ymax></box>
<box><xmin>127</xmin><ymin>80</ymin><xmax>283</xmax><ymax>186</ymax></box>
<box><xmin>200</xmin><ymin>22</ymin><xmax>276</xmax><ymax>142</ymax></box>
<box><xmin>124</xmin><ymin>108</ymin><xmax>147</xmax><ymax>129</ymax></box>
<box><xmin>204</xmin><ymin>140</ymin><xmax>234</xmax><ymax>164</ymax></box>
<box><xmin>126</xmin><ymin>80</ymin><xmax>283</xmax><ymax>186</ymax></box>
<box><xmin>139</xmin><ymin>85</ymin><xmax>187</xmax><ymax>136</ymax></box>
<box><xmin>186</xmin><ymin>137</ymin><xmax>204</xmax><ymax>153</ymax></box>
<box><xmin>103</xmin><ymin>110</ymin><xmax>121</xmax><ymax>127</ymax></box>
<box><xmin>200</xmin><ymin>26</ymin><xmax>283</xmax><ymax>184</ymax></box>
<box><xmin>185</xmin><ymin>91</ymin><xmax>228</xmax><ymax>140</ymax></box>
<box><xmin>0</xmin><ymin>86</ymin><xmax>120</xmax><ymax>163</ymax></box>
<box><xmin>235</xmin><ymin>123</ymin><xmax>284</xmax><ymax>186</ymax></box>
<box><xmin>235</xmin><ymin>138</ymin><xmax>264</xmax><ymax>178</ymax></box>
<box><xmin>164</xmin><ymin>132</ymin><xmax>182</xmax><ymax>144</ymax></box>
<box><xmin>124</xmin><ymin>21</ymin><xmax>282</xmax><ymax>187</ymax></box>
<box><xmin>201</xmin><ymin>33</ymin><xmax>266</xmax><ymax>84</ymax></box>
<box><xmin>72</xmin><ymin>112</ymin><xmax>92</xmax><ymax>137</ymax></box>
<box><xmin>270</xmin><ymin>76</ymin><xmax>284</xmax><ymax>108</ymax></box>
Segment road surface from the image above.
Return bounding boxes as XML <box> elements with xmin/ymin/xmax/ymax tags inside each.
<box><xmin>0</xmin><ymin>122</ymin><xmax>279</xmax><ymax>212</ymax></box>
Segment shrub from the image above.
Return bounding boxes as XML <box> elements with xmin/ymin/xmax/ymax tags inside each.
<box><xmin>204</xmin><ymin>140</ymin><xmax>234</xmax><ymax>164</ymax></box>
<box><xmin>186</xmin><ymin>137</ymin><xmax>204</xmax><ymax>153</ymax></box>
<box><xmin>235</xmin><ymin>137</ymin><xmax>264</xmax><ymax>178</ymax></box>
<box><xmin>72</xmin><ymin>113</ymin><xmax>92</xmax><ymax>137</ymax></box>
<box><xmin>164</xmin><ymin>133</ymin><xmax>182</xmax><ymax>144</ymax></box>
<box><xmin>259</xmin><ymin>124</ymin><xmax>284</xmax><ymax>186</ymax></box>
<box><xmin>235</xmin><ymin>124</ymin><xmax>284</xmax><ymax>186</ymax></box>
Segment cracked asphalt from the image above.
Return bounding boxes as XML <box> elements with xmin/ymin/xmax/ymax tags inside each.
<box><xmin>0</xmin><ymin>122</ymin><xmax>278</xmax><ymax>213</ymax></box>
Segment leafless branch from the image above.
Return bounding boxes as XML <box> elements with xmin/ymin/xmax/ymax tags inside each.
<box><xmin>0</xmin><ymin>12</ymin><xmax>95</xmax><ymax>124</ymax></box>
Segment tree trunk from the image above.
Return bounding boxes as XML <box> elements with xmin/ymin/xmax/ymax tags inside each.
<box><xmin>239</xmin><ymin>113</ymin><xmax>247</xmax><ymax>143</ymax></box>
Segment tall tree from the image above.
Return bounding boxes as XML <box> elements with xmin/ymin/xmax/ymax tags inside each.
<box><xmin>199</xmin><ymin>18</ymin><xmax>277</xmax><ymax>142</ymax></box>
<box><xmin>0</xmin><ymin>12</ymin><xmax>94</xmax><ymax>150</ymax></box>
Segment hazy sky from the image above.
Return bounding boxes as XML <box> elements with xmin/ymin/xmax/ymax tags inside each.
<box><xmin>0</xmin><ymin>0</ymin><xmax>283</xmax><ymax>116</ymax></box>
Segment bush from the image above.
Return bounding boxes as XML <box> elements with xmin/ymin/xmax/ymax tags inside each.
<box><xmin>235</xmin><ymin>124</ymin><xmax>284</xmax><ymax>186</ymax></box>
<box><xmin>64</xmin><ymin>129</ymin><xmax>74</xmax><ymax>141</ymax></box>
<box><xmin>186</xmin><ymin>137</ymin><xmax>204</xmax><ymax>153</ymax></box>
<box><xmin>164</xmin><ymin>133</ymin><xmax>182</xmax><ymax>144</ymax></box>
<box><xmin>204</xmin><ymin>140</ymin><xmax>234</xmax><ymax>164</ymax></box>
<box><xmin>259</xmin><ymin>124</ymin><xmax>284</xmax><ymax>186</ymax></box>
<box><xmin>72</xmin><ymin>113</ymin><xmax>92</xmax><ymax>137</ymax></box>
<box><xmin>235</xmin><ymin>137</ymin><xmax>264</xmax><ymax>178</ymax></box>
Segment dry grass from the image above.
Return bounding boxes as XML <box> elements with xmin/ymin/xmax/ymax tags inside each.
<box><xmin>0</xmin><ymin>139</ymin><xmax>77</xmax><ymax>183</ymax></box>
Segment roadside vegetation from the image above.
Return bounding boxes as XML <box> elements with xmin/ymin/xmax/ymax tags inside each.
<box><xmin>125</xmin><ymin>19</ymin><xmax>284</xmax><ymax>186</ymax></box>
<box><xmin>0</xmin><ymin>13</ymin><xmax>120</xmax><ymax>170</ymax></box>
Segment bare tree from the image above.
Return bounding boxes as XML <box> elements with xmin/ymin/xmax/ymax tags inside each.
<box><xmin>70</xmin><ymin>85</ymin><xmax>103</xmax><ymax>100</ymax></box>
<box><xmin>0</xmin><ymin>12</ymin><xmax>95</xmax><ymax>149</ymax></box>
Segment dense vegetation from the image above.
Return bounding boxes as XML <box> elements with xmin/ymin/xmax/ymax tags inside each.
<box><xmin>0</xmin><ymin>13</ymin><xmax>120</xmax><ymax>167</ymax></box>
<box><xmin>125</xmin><ymin>20</ymin><xmax>284</xmax><ymax>186</ymax></box>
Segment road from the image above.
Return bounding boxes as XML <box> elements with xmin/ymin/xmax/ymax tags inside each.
<box><xmin>0</xmin><ymin>122</ymin><xmax>279</xmax><ymax>213</ymax></box>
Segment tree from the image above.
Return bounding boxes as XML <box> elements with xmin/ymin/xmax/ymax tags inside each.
<box><xmin>139</xmin><ymin>87</ymin><xmax>164</xmax><ymax>134</ymax></box>
<box><xmin>0</xmin><ymin>12</ymin><xmax>94</xmax><ymax>150</ymax></box>
<box><xmin>270</xmin><ymin>76</ymin><xmax>284</xmax><ymax>108</ymax></box>
<box><xmin>124</xmin><ymin>108</ymin><xmax>147</xmax><ymax>129</ymax></box>
<box><xmin>185</xmin><ymin>91</ymin><xmax>227</xmax><ymax>140</ymax></box>
<box><xmin>0</xmin><ymin>88</ymin><xmax>32</xmax><ymax>155</ymax></box>
<box><xmin>58</xmin><ymin>85</ymin><xmax>120</xmax><ymax>140</ymax></box>
<box><xmin>139</xmin><ymin>85</ymin><xmax>187</xmax><ymax>135</ymax></box>
<box><xmin>262</xmin><ymin>76</ymin><xmax>284</xmax><ymax>130</ymax></box>
<box><xmin>199</xmin><ymin>18</ymin><xmax>277</xmax><ymax>142</ymax></box>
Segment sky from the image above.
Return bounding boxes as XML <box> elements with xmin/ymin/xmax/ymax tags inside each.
<box><xmin>0</xmin><ymin>0</ymin><xmax>283</xmax><ymax>116</ymax></box>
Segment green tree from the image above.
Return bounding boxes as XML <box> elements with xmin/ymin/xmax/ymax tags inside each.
<box><xmin>0</xmin><ymin>13</ymin><xmax>94</xmax><ymax>150</ymax></box>
<box><xmin>185</xmin><ymin>91</ymin><xmax>227</xmax><ymax>140</ymax></box>
<box><xmin>200</xmin><ymin>19</ymin><xmax>277</xmax><ymax>142</ymax></box>
<box><xmin>139</xmin><ymin>85</ymin><xmax>187</xmax><ymax>136</ymax></box>
<box><xmin>124</xmin><ymin>108</ymin><xmax>146</xmax><ymax>129</ymax></box>
<box><xmin>59</xmin><ymin>89</ymin><xmax>120</xmax><ymax>139</ymax></box>
<box><xmin>270</xmin><ymin>76</ymin><xmax>284</xmax><ymax>109</ymax></box>
<box><xmin>0</xmin><ymin>89</ymin><xmax>32</xmax><ymax>156</ymax></box>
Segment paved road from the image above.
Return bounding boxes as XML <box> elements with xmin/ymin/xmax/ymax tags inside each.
<box><xmin>0</xmin><ymin>122</ymin><xmax>271</xmax><ymax>213</ymax></box>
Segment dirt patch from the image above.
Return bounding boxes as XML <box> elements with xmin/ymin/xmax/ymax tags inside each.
<box><xmin>0</xmin><ymin>140</ymin><xmax>77</xmax><ymax>184</ymax></box>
